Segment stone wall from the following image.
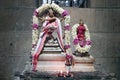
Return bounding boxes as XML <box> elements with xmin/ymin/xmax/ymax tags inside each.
<box><xmin>0</xmin><ymin>0</ymin><xmax>120</xmax><ymax>80</ymax></box>
<box><xmin>89</xmin><ymin>0</ymin><xmax>120</xmax><ymax>8</ymax></box>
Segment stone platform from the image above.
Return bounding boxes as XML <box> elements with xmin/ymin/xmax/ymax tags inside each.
<box><xmin>36</xmin><ymin>53</ymin><xmax>95</xmax><ymax>72</ymax></box>
<box><xmin>37</xmin><ymin>53</ymin><xmax>65</xmax><ymax>71</ymax></box>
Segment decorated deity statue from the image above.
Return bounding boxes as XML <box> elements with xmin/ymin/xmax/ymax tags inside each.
<box><xmin>72</xmin><ymin>19</ymin><xmax>91</xmax><ymax>57</ymax></box>
<box><xmin>31</xmin><ymin>3</ymin><xmax>72</xmax><ymax>72</ymax></box>
<box><xmin>32</xmin><ymin>8</ymin><xmax>65</xmax><ymax>71</ymax></box>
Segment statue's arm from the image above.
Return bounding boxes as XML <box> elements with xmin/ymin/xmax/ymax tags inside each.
<box><xmin>39</xmin><ymin>16</ymin><xmax>56</xmax><ymax>23</ymax></box>
<box><xmin>45</xmin><ymin>17</ymin><xmax>56</xmax><ymax>22</ymax></box>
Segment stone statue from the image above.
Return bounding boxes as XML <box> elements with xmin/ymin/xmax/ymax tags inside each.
<box><xmin>72</xmin><ymin>19</ymin><xmax>91</xmax><ymax>57</ymax></box>
<box><xmin>32</xmin><ymin>8</ymin><xmax>65</xmax><ymax>71</ymax></box>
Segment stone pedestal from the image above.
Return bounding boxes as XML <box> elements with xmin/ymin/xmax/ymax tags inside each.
<box><xmin>71</xmin><ymin>55</ymin><xmax>95</xmax><ymax>72</ymax></box>
<box><xmin>37</xmin><ymin>54</ymin><xmax>66</xmax><ymax>71</ymax></box>
<box><xmin>15</xmin><ymin>38</ymin><xmax>96</xmax><ymax>80</ymax></box>
<box><xmin>36</xmin><ymin>53</ymin><xmax>95</xmax><ymax>72</ymax></box>
<box><xmin>36</xmin><ymin>38</ymin><xmax>66</xmax><ymax>71</ymax></box>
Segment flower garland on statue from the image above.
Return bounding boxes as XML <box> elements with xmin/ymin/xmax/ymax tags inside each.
<box><xmin>72</xmin><ymin>23</ymin><xmax>91</xmax><ymax>53</ymax></box>
<box><xmin>31</xmin><ymin>4</ymin><xmax>50</xmax><ymax>53</ymax></box>
<box><xmin>31</xmin><ymin>3</ymin><xmax>72</xmax><ymax>55</ymax></box>
<box><xmin>51</xmin><ymin>3</ymin><xmax>71</xmax><ymax>54</ymax></box>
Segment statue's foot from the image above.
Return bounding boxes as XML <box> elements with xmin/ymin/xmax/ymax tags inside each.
<box><xmin>31</xmin><ymin>64</ymin><xmax>37</xmax><ymax>72</ymax></box>
<box><xmin>32</xmin><ymin>69</ymin><xmax>37</xmax><ymax>72</ymax></box>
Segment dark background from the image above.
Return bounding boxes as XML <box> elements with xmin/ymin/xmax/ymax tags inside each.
<box><xmin>0</xmin><ymin>0</ymin><xmax>120</xmax><ymax>80</ymax></box>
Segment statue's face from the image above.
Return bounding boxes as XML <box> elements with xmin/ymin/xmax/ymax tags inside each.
<box><xmin>49</xmin><ymin>9</ymin><xmax>54</xmax><ymax>17</ymax></box>
<box><xmin>79</xmin><ymin>20</ymin><xmax>84</xmax><ymax>25</ymax></box>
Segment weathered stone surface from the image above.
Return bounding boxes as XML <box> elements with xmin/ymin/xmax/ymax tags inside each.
<box><xmin>15</xmin><ymin>71</ymin><xmax>116</xmax><ymax>80</ymax></box>
<box><xmin>90</xmin><ymin>33</ymin><xmax>120</xmax><ymax>58</ymax></box>
<box><xmin>90</xmin><ymin>0</ymin><xmax>120</xmax><ymax>8</ymax></box>
<box><xmin>90</xmin><ymin>0</ymin><xmax>106</xmax><ymax>8</ymax></box>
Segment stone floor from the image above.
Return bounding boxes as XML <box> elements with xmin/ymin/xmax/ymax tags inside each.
<box><xmin>14</xmin><ymin>71</ymin><xmax>117</xmax><ymax>80</ymax></box>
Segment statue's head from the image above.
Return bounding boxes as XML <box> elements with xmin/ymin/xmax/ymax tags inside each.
<box><xmin>48</xmin><ymin>8</ymin><xmax>54</xmax><ymax>17</ymax></box>
<box><xmin>79</xmin><ymin>19</ymin><xmax>84</xmax><ymax>25</ymax></box>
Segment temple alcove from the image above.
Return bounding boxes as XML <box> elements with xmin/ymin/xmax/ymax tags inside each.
<box><xmin>0</xmin><ymin>0</ymin><xmax>119</xmax><ymax>80</ymax></box>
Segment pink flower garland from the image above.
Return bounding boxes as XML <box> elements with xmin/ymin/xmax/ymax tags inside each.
<box><xmin>86</xmin><ymin>40</ymin><xmax>91</xmax><ymax>45</ymax></box>
<box><xmin>64</xmin><ymin>25</ymin><xmax>71</xmax><ymax>30</ymax></box>
<box><xmin>62</xmin><ymin>10</ymin><xmax>69</xmax><ymax>16</ymax></box>
<box><xmin>73</xmin><ymin>38</ymin><xmax>79</xmax><ymax>45</ymax></box>
<box><xmin>65</xmin><ymin>54</ymin><xmax>74</xmax><ymax>66</ymax></box>
<box><xmin>34</xmin><ymin>10</ymin><xmax>38</xmax><ymax>16</ymax></box>
<box><xmin>66</xmin><ymin>54</ymin><xmax>73</xmax><ymax>59</ymax></box>
<box><xmin>73</xmin><ymin>38</ymin><xmax>91</xmax><ymax>46</ymax></box>
<box><xmin>32</xmin><ymin>44</ymin><xmax>36</xmax><ymax>48</ymax></box>
<box><xmin>32</xmin><ymin>24</ymin><xmax>39</xmax><ymax>29</ymax></box>
<box><xmin>64</xmin><ymin>45</ymin><xmax>70</xmax><ymax>50</ymax></box>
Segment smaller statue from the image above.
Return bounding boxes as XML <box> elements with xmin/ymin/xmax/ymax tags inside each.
<box><xmin>77</xmin><ymin>20</ymin><xmax>86</xmax><ymax>47</ymax></box>
<box><xmin>72</xmin><ymin>19</ymin><xmax>91</xmax><ymax>57</ymax></box>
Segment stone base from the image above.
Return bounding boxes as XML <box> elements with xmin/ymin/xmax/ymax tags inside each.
<box><xmin>38</xmin><ymin>53</ymin><xmax>65</xmax><ymax>61</ymax></box>
<box><xmin>15</xmin><ymin>54</ymin><xmax>116</xmax><ymax>80</ymax></box>
<box><xmin>71</xmin><ymin>55</ymin><xmax>95</xmax><ymax>72</ymax></box>
<box><xmin>37</xmin><ymin>54</ymin><xmax>66</xmax><ymax>71</ymax></box>
<box><xmin>36</xmin><ymin>53</ymin><xmax>95</xmax><ymax>72</ymax></box>
<box><xmin>37</xmin><ymin>61</ymin><xmax>66</xmax><ymax>71</ymax></box>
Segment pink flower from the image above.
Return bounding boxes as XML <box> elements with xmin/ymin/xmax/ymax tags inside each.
<box><xmin>86</xmin><ymin>40</ymin><xmax>91</xmax><ymax>45</ymax></box>
<box><xmin>79</xmin><ymin>40</ymin><xmax>86</xmax><ymax>47</ymax></box>
<box><xmin>32</xmin><ymin>44</ymin><xmax>36</xmax><ymax>48</ymax></box>
<box><xmin>32</xmin><ymin>24</ymin><xmax>39</xmax><ymax>29</ymax></box>
<box><xmin>34</xmin><ymin>10</ymin><xmax>38</xmax><ymax>16</ymax></box>
<box><xmin>64</xmin><ymin>25</ymin><xmax>70</xmax><ymax>30</ymax></box>
<box><xmin>73</xmin><ymin>38</ymin><xmax>79</xmax><ymax>45</ymax></box>
<box><xmin>64</xmin><ymin>45</ymin><xmax>70</xmax><ymax>49</ymax></box>
<box><xmin>62</xmin><ymin>10</ymin><xmax>69</xmax><ymax>16</ymax></box>
<box><xmin>66</xmin><ymin>54</ymin><xmax>73</xmax><ymax>59</ymax></box>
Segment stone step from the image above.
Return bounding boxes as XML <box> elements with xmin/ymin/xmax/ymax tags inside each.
<box><xmin>36</xmin><ymin>66</ymin><xmax>66</xmax><ymax>71</ymax></box>
<box><xmin>37</xmin><ymin>61</ymin><xmax>65</xmax><ymax>65</ymax></box>
<box><xmin>38</xmin><ymin>53</ymin><xmax>65</xmax><ymax>61</ymax></box>
<box><xmin>74</xmin><ymin>63</ymin><xmax>94</xmax><ymax>66</ymax></box>
<box><xmin>43</xmin><ymin>47</ymin><xmax>61</xmax><ymax>49</ymax></box>
<box><xmin>36</xmin><ymin>65</ymin><xmax>95</xmax><ymax>72</ymax></box>
<box><xmin>42</xmin><ymin>49</ymin><xmax>62</xmax><ymax>52</ymax></box>
<box><xmin>41</xmin><ymin>51</ymin><xmax>62</xmax><ymax>54</ymax></box>
<box><xmin>73</xmin><ymin>55</ymin><xmax>95</xmax><ymax>63</ymax></box>
<box><xmin>36</xmin><ymin>62</ymin><xmax>66</xmax><ymax>71</ymax></box>
<box><xmin>42</xmin><ymin>46</ymin><xmax>62</xmax><ymax>52</ymax></box>
<box><xmin>44</xmin><ymin>43</ymin><xmax>59</xmax><ymax>47</ymax></box>
<box><xmin>36</xmin><ymin>60</ymin><xmax>66</xmax><ymax>71</ymax></box>
<box><xmin>71</xmin><ymin>66</ymin><xmax>95</xmax><ymax>72</ymax></box>
<box><xmin>37</xmin><ymin>54</ymin><xmax>95</xmax><ymax>72</ymax></box>
<box><xmin>37</xmin><ymin>61</ymin><xmax>94</xmax><ymax>66</ymax></box>
<box><xmin>38</xmin><ymin>54</ymin><xmax>94</xmax><ymax>63</ymax></box>
<box><xmin>36</xmin><ymin>61</ymin><xmax>95</xmax><ymax>72</ymax></box>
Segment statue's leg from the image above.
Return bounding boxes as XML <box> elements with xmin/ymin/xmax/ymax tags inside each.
<box><xmin>32</xmin><ymin>32</ymin><xmax>48</xmax><ymax>71</ymax></box>
<box><xmin>56</xmin><ymin>18</ymin><xmax>65</xmax><ymax>52</ymax></box>
<box><xmin>57</xmin><ymin>28</ymin><xmax>65</xmax><ymax>52</ymax></box>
